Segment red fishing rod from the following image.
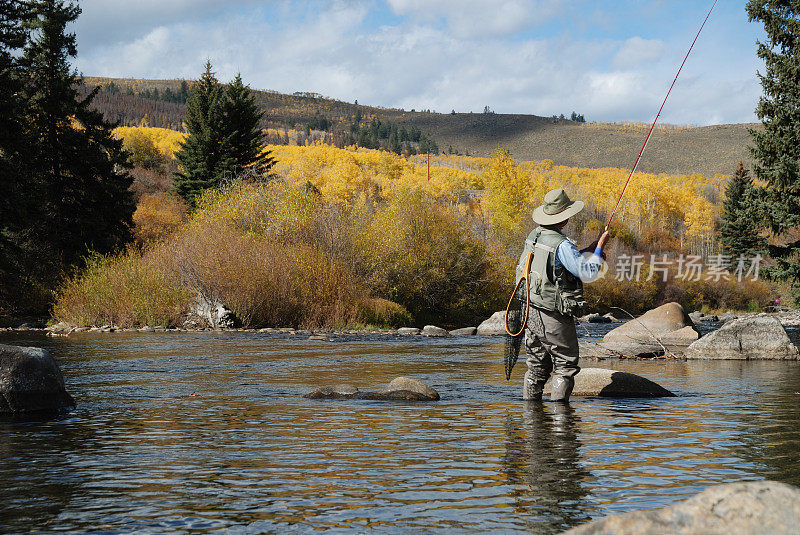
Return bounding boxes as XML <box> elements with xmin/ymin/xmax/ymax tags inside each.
<box><xmin>604</xmin><ymin>0</ymin><xmax>718</xmax><ymax>232</ymax></box>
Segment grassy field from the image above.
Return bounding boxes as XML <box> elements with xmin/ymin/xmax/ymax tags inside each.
<box><xmin>84</xmin><ymin>76</ymin><xmax>755</xmax><ymax>178</ymax></box>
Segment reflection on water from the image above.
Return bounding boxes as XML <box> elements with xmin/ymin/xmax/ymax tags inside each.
<box><xmin>1</xmin><ymin>331</ymin><xmax>799</xmax><ymax>534</ymax></box>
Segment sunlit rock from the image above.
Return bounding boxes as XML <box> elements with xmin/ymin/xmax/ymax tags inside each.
<box><xmin>477</xmin><ymin>311</ymin><xmax>506</xmax><ymax>335</ymax></box>
<box><xmin>563</xmin><ymin>481</ymin><xmax>800</xmax><ymax>534</ymax></box>
<box><xmin>686</xmin><ymin>315</ymin><xmax>799</xmax><ymax>360</ymax></box>
<box><xmin>602</xmin><ymin>302</ymin><xmax>697</xmax><ymax>356</ymax></box>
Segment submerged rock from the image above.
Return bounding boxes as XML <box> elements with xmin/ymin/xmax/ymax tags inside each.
<box><xmin>305</xmin><ymin>376</ymin><xmax>439</xmax><ymax>401</ymax></box>
<box><xmin>304</xmin><ymin>384</ymin><xmax>359</xmax><ymax>399</ymax></box>
<box><xmin>543</xmin><ymin>368</ymin><xmax>674</xmax><ymax>398</ymax></box>
<box><xmin>686</xmin><ymin>315</ymin><xmax>799</xmax><ymax>360</ymax></box>
<box><xmin>602</xmin><ymin>302</ymin><xmax>697</xmax><ymax>356</ymax></box>
<box><xmin>563</xmin><ymin>481</ymin><xmax>800</xmax><ymax>535</ymax></box>
<box><xmin>477</xmin><ymin>311</ymin><xmax>507</xmax><ymax>335</ymax></box>
<box><xmin>0</xmin><ymin>345</ymin><xmax>75</xmax><ymax>415</ymax></box>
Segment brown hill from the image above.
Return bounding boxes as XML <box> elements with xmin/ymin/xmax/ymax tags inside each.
<box><xmin>83</xmin><ymin>76</ymin><xmax>756</xmax><ymax>177</ymax></box>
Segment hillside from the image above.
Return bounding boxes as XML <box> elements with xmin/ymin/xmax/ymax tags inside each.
<box><xmin>83</xmin><ymin>76</ymin><xmax>756</xmax><ymax>178</ymax></box>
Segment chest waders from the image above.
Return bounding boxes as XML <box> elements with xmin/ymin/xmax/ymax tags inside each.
<box><xmin>503</xmin><ymin>227</ymin><xmax>586</xmax><ymax>382</ymax></box>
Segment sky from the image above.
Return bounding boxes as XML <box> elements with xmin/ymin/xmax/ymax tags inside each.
<box><xmin>72</xmin><ymin>0</ymin><xmax>767</xmax><ymax>126</ymax></box>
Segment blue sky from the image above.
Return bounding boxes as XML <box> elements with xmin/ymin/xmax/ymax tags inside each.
<box><xmin>73</xmin><ymin>0</ymin><xmax>766</xmax><ymax>125</ymax></box>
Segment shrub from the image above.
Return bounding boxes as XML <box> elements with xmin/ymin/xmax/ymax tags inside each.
<box><xmin>132</xmin><ymin>193</ymin><xmax>188</xmax><ymax>245</ymax></box>
<box><xmin>53</xmin><ymin>249</ymin><xmax>190</xmax><ymax>327</ymax></box>
<box><xmin>359</xmin><ymin>189</ymin><xmax>507</xmax><ymax>326</ymax></box>
<box><xmin>356</xmin><ymin>298</ymin><xmax>413</xmax><ymax>328</ymax></box>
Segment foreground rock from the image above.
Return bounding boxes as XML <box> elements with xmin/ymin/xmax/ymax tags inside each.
<box><xmin>543</xmin><ymin>368</ymin><xmax>674</xmax><ymax>398</ymax></box>
<box><xmin>0</xmin><ymin>345</ymin><xmax>76</xmax><ymax>415</ymax></box>
<box><xmin>686</xmin><ymin>315</ymin><xmax>799</xmax><ymax>360</ymax></box>
<box><xmin>305</xmin><ymin>376</ymin><xmax>439</xmax><ymax>401</ymax></box>
<box><xmin>602</xmin><ymin>302</ymin><xmax>697</xmax><ymax>356</ymax></box>
<box><xmin>477</xmin><ymin>311</ymin><xmax>506</xmax><ymax>335</ymax></box>
<box><xmin>563</xmin><ymin>481</ymin><xmax>800</xmax><ymax>534</ymax></box>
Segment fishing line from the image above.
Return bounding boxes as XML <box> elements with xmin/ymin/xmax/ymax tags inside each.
<box><xmin>605</xmin><ymin>0</ymin><xmax>718</xmax><ymax>231</ymax></box>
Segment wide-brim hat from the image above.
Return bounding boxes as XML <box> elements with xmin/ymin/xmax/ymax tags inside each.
<box><xmin>532</xmin><ymin>188</ymin><xmax>584</xmax><ymax>225</ymax></box>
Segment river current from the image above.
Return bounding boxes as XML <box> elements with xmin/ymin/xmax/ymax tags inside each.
<box><xmin>2</xmin><ymin>327</ymin><xmax>799</xmax><ymax>533</ymax></box>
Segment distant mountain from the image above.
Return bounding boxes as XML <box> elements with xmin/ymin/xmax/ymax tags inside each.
<box><xmin>82</xmin><ymin>76</ymin><xmax>755</xmax><ymax>177</ymax></box>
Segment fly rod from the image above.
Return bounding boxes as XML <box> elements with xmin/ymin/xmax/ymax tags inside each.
<box><xmin>604</xmin><ymin>0</ymin><xmax>718</xmax><ymax>232</ymax></box>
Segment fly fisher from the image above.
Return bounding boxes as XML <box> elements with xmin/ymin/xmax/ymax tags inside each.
<box><xmin>508</xmin><ymin>189</ymin><xmax>609</xmax><ymax>402</ymax></box>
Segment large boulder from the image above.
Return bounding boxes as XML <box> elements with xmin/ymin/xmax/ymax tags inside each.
<box><xmin>563</xmin><ymin>481</ymin><xmax>800</xmax><ymax>535</ymax></box>
<box><xmin>543</xmin><ymin>368</ymin><xmax>674</xmax><ymax>398</ymax></box>
<box><xmin>0</xmin><ymin>345</ymin><xmax>75</xmax><ymax>415</ymax></box>
<box><xmin>477</xmin><ymin>311</ymin><xmax>507</xmax><ymax>335</ymax></box>
<box><xmin>686</xmin><ymin>315</ymin><xmax>799</xmax><ymax>360</ymax></box>
<box><xmin>305</xmin><ymin>376</ymin><xmax>439</xmax><ymax>401</ymax></box>
<box><xmin>602</xmin><ymin>302</ymin><xmax>697</xmax><ymax>356</ymax></box>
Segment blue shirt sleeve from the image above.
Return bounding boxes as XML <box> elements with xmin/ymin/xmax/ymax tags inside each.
<box><xmin>556</xmin><ymin>240</ymin><xmax>603</xmax><ymax>281</ymax></box>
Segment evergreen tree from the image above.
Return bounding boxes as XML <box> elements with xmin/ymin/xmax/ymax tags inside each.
<box><xmin>221</xmin><ymin>73</ymin><xmax>275</xmax><ymax>180</ymax></box>
<box><xmin>173</xmin><ymin>61</ymin><xmax>232</xmax><ymax>204</ymax></box>
<box><xmin>719</xmin><ymin>162</ymin><xmax>765</xmax><ymax>260</ymax></box>
<box><xmin>746</xmin><ymin>1</ymin><xmax>800</xmax><ymax>303</ymax></box>
<box><xmin>0</xmin><ymin>0</ymin><xmax>32</xmax><ymax>312</ymax></box>
<box><xmin>22</xmin><ymin>0</ymin><xmax>134</xmax><ymax>269</ymax></box>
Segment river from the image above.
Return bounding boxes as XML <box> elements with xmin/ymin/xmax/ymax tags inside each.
<box><xmin>2</xmin><ymin>328</ymin><xmax>799</xmax><ymax>533</ymax></box>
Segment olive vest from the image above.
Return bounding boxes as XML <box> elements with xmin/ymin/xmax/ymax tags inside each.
<box><xmin>515</xmin><ymin>227</ymin><xmax>586</xmax><ymax>317</ymax></box>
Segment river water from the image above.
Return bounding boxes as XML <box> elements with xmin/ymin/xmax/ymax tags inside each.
<box><xmin>2</xmin><ymin>328</ymin><xmax>799</xmax><ymax>534</ymax></box>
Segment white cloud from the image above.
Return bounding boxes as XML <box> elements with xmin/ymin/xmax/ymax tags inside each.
<box><xmin>386</xmin><ymin>0</ymin><xmax>563</xmax><ymax>37</ymax></box>
<box><xmin>613</xmin><ymin>37</ymin><xmax>664</xmax><ymax>68</ymax></box>
<box><xmin>72</xmin><ymin>0</ymin><xmax>761</xmax><ymax>126</ymax></box>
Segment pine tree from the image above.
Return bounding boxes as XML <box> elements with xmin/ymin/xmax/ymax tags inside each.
<box><xmin>173</xmin><ymin>61</ymin><xmax>232</xmax><ymax>204</ymax></box>
<box><xmin>718</xmin><ymin>162</ymin><xmax>765</xmax><ymax>260</ymax></box>
<box><xmin>22</xmin><ymin>0</ymin><xmax>134</xmax><ymax>269</ymax></box>
<box><xmin>0</xmin><ymin>0</ymin><xmax>33</xmax><ymax>313</ymax></box>
<box><xmin>221</xmin><ymin>73</ymin><xmax>275</xmax><ymax>180</ymax></box>
<box><xmin>746</xmin><ymin>1</ymin><xmax>800</xmax><ymax>303</ymax></box>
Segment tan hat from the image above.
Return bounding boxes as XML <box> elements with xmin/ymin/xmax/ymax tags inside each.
<box><xmin>532</xmin><ymin>188</ymin><xmax>584</xmax><ymax>225</ymax></box>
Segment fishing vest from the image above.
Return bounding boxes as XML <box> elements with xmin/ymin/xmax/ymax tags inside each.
<box><xmin>516</xmin><ymin>227</ymin><xmax>586</xmax><ymax>317</ymax></box>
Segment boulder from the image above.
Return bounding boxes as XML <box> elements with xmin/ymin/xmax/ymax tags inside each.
<box><xmin>304</xmin><ymin>376</ymin><xmax>439</xmax><ymax>401</ymax></box>
<box><xmin>688</xmin><ymin>311</ymin><xmax>705</xmax><ymax>323</ymax></box>
<box><xmin>686</xmin><ymin>315</ymin><xmax>799</xmax><ymax>360</ymax></box>
<box><xmin>602</xmin><ymin>302</ymin><xmax>697</xmax><ymax>355</ymax></box>
<box><xmin>543</xmin><ymin>368</ymin><xmax>674</xmax><ymax>398</ymax></box>
<box><xmin>718</xmin><ymin>311</ymin><xmax>738</xmax><ymax>323</ymax></box>
<box><xmin>563</xmin><ymin>481</ymin><xmax>800</xmax><ymax>535</ymax></box>
<box><xmin>304</xmin><ymin>384</ymin><xmax>359</xmax><ymax>399</ymax></box>
<box><xmin>397</xmin><ymin>327</ymin><xmax>421</xmax><ymax>335</ymax></box>
<box><xmin>422</xmin><ymin>325</ymin><xmax>450</xmax><ymax>337</ymax></box>
<box><xmin>381</xmin><ymin>377</ymin><xmax>440</xmax><ymax>400</ymax></box>
<box><xmin>449</xmin><ymin>327</ymin><xmax>477</xmax><ymax>336</ymax></box>
<box><xmin>659</xmin><ymin>325</ymin><xmax>700</xmax><ymax>347</ymax></box>
<box><xmin>0</xmin><ymin>345</ymin><xmax>76</xmax><ymax>415</ymax></box>
<box><xmin>477</xmin><ymin>311</ymin><xmax>507</xmax><ymax>335</ymax></box>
